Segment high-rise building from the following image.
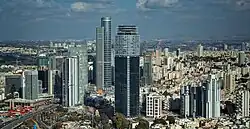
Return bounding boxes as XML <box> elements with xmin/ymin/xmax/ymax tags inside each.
<box><xmin>195</xmin><ymin>84</ymin><xmax>207</xmax><ymax>117</ymax></box>
<box><xmin>5</xmin><ymin>74</ymin><xmax>23</xmax><ymax>97</ymax></box>
<box><xmin>241</xmin><ymin>90</ymin><xmax>250</xmax><ymax>117</ymax></box>
<box><xmin>62</xmin><ymin>56</ymin><xmax>79</xmax><ymax>107</ymax></box>
<box><xmin>197</xmin><ymin>44</ymin><xmax>203</xmax><ymax>57</ymax></box>
<box><xmin>238</xmin><ymin>51</ymin><xmax>246</xmax><ymax>65</ymax></box>
<box><xmin>37</xmin><ymin>54</ymin><xmax>49</xmax><ymax>70</ymax></box>
<box><xmin>22</xmin><ymin>70</ymin><xmax>39</xmax><ymax>100</ymax></box>
<box><xmin>0</xmin><ymin>74</ymin><xmax>5</xmax><ymax>100</ymax></box>
<box><xmin>164</xmin><ymin>48</ymin><xmax>169</xmax><ymax>56</ymax></box>
<box><xmin>180</xmin><ymin>78</ymin><xmax>220</xmax><ymax>119</ymax></box>
<box><xmin>49</xmin><ymin>56</ymin><xmax>65</xmax><ymax>104</ymax></box>
<box><xmin>143</xmin><ymin>55</ymin><xmax>152</xmax><ymax>86</ymax></box>
<box><xmin>38</xmin><ymin>70</ymin><xmax>49</xmax><ymax>93</ymax></box>
<box><xmin>180</xmin><ymin>84</ymin><xmax>205</xmax><ymax>118</ymax></box>
<box><xmin>180</xmin><ymin>86</ymin><xmax>190</xmax><ymax>118</ymax></box>
<box><xmin>115</xmin><ymin>25</ymin><xmax>140</xmax><ymax>117</ymax></box>
<box><xmin>223</xmin><ymin>44</ymin><xmax>228</xmax><ymax>51</ymax></box>
<box><xmin>68</xmin><ymin>44</ymin><xmax>88</xmax><ymax>104</ymax></box>
<box><xmin>223</xmin><ymin>72</ymin><xmax>235</xmax><ymax>93</ymax></box>
<box><xmin>96</xmin><ymin>27</ymin><xmax>105</xmax><ymax>90</ymax></box>
<box><xmin>96</xmin><ymin>17</ymin><xmax>112</xmax><ymax>90</ymax></box>
<box><xmin>205</xmin><ymin>74</ymin><xmax>221</xmax><ymax>118</ymax></box>
<box><xmin>176</xmin><ymin>48</ymin><xmax>181</xmax><ymax>57</ymax></box>
<box><xmin>146</xmin><ymin>93</ymin><xmax>163</xmax><ymax>118</ymax></box>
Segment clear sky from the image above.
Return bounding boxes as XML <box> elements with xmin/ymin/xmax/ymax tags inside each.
<box><xmin>0</xmin><ymin>0</ymin><xmax>249</xmax><ymax>40</ymax></box>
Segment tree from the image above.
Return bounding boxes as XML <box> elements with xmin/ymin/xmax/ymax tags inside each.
<box><xmin>103</xmin><ymin>124</ymin><xmax>112</xmax><ymax>129</ymax></box>
<box><xmin>152</xmin><ymin>118</ymin><xmax>167</xmax><ymax>126</ymax></box>
<box><xmin>135</xmin><ymin>118</ymin><xmax>149</xmax><ymax>129</ymax></box>
<box><xmin>113</xmin><ymin>113</ymin><xmax>129</xmax><ymax>129</ymax></box>
<box><xmin>163</xmin><ymin>91</ymin><xmax>171</xmax><ymax>96</ymax></box>
<box><xmin>167</xmin><ymin>116</ymin><xmax>175</xmax><ymax>124</ymax></box>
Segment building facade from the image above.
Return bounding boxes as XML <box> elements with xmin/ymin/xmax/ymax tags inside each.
<box><xmin>22</xmin><ymin>70</ymin><xmax>39</xmax><ymax>100</ymax></box>
<box><xmin>95</xmin><ymin>17</ymin><xmax>112</xmax><ymax>90</ymax></box>
<box><xmin>143</xmin><ymin>55</ymin><xmax>153</xmax><ymax>86</ymax></box>
<box><xmin>205</xmin><ymin>74</ymin><xmax>221</xmax><ymax>118</ymax></box>
<box><xmin>62</xmin><ymin>56</ymin><xmax>79</xmax><ymax>107</ymax></box>
<box><xmin>197</xmin><ymin>44</ymin><xmax>203</xmax><ymax>57</ymax></box>
<box><xmin>68</xmin><ymin>44</ymin><xmax>88</xmax><ymax>104</ymax></box>
<box><xmin>96</xmin><ymin>27</ymin><xmax>105</xmax><ymax>90</ymax></box>
<box><xmin>5</xmin><ymin>74</ymin><xmax>23</xmax><ymax>97</ymax></box>
<box><xmin>115</xmin><ymin>25</ymin><xmax>140</xmax><ymax>117</ymax></box>
<box><xmin>146</xmin><ymin>93</ymin><xmax>163</xmax><ymax>118</ymax></box>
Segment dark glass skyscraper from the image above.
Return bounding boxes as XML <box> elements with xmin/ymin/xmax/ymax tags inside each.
<box><xmin>115</xmin><ymin>25</ymin><xmax>140</xmax><ymax>117</ymax></box>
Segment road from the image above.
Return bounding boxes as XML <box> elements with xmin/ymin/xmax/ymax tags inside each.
<box><xmin>0</xmin><ymin>104</ymin><xmax>58</xmax><ymax>129</ymax></box>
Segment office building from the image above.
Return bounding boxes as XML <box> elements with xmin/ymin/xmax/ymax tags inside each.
<box><xmin>143</xmin><ymin>55</ymin><xmax>152</xmax><ymax>86</ymax></box>
<box><xmin>49</xmin><ymin>56</ymin><xmax>65</xmax><ymax>104</ymax></box>
<box><xmin>115</xmin><ymin>25</ymin><xmax>140</xmax><ymax>117</ymax></box>
<box><xmin>22</xmin><ymin>70</ymin><xmax>39</xmax><ymax>100</ymax></box>
<box><xmin>180</xmin><ymin>81</ymin><xmax>220</xmax><ymax>118</ymax></box>
<box><xmin>62</xmin><ymin>56</ymin><xmax>79</xmax><ymax>107</ymax></box>
<box><xmin>69</xmin><ymin>44</ymin><xmax>88</xmax><ymax>104</ymax></box>
<box><xmin>101</xmin><ymin>17</ymin><xmax>112</xmax><ymax>89</ymax></box>
<box><xmin>146</xmin><ymin>93</ymin><xmax>163</xmax><ymax>118</ymax></box>
<box><xmin>37</xmin><ymin>54</ymin><xmax>49</xmax><ymax>70</ymax></box>
<box><xmin>5</xmin><ymin>74</ymin><xmax>23</xmax><ymax>97</ymax></box>
<box><xmin>96</xmin><ymin>27</ymin><xmax>105</xmax><ymax>90</ymax></box>
<box><xmin>38</xmin><ymin>70</ymin><xmax>49</xmax><ymax>93</ymax></box>
<box><xmin>95</xmin><ymin>17</ymin><xmax>112</xmax><ymax>90</ymax></box>
<box><xmin>197</xmin><ymin>44</ymin><xmax>203</xmax><ymax>57</ymax></box>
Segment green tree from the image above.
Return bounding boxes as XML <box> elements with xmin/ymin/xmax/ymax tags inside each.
<box><xmin>167</xmin><ymin>116</ymin><xmax>175</xmax><ymax>124</ymax></box>
<box><xmin>152</xmin><ymin>118</ymin><xmax>167</xmax><ymax>126</ymax></box>
<box><xmin>135</xmin><ymin>118</ymin><xmax>149</xmax><ymax>129</ymax></box>
<box><xmin>114</xmin><ymin>113</ymin><xmax>129</xmax><ymax>129</ymax></box>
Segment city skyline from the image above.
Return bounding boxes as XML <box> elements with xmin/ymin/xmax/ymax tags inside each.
<box><xmin>0</xmin><ymin>0</ymin><xmax>249</xmax><ymax>40</ymax></box>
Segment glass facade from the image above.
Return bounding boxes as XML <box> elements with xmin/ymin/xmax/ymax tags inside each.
<box><xmin>23</xmin><ymin>70</ymin><xmax>39</xmax><ymax>100</ymax></box>
<box><xmin>115</xmin><ymin>25</ymin><xmax>140</xmax><ymax>117</ymax></box>
<box><xmin>101</xmin><ymin>17</ymin><xmax>112</xmax><ymax>89</ymax></box>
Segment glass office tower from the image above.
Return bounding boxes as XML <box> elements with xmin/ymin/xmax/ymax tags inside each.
<box><xmin>115</xmin><ymin>25</ymin><xmax>140</xmax><ymax>117</ymax></box>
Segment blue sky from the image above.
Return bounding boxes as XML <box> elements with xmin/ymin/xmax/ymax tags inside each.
<box><xmin>0</xmin><ymin>0</ymin><xmax>250</xmax><ymax>40</ymax></box>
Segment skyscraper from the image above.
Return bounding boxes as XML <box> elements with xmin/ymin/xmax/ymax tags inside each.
<box><xmin>115</xmin><ymin>25</ymin><xmax>140</xmax><ymax>117</ymax></box>
<box><xmin>197</xmin><ymin>44</ymin><xmax>203</xmax><ymax>57</ymax></box>
<box><xmin>22</xmin><ymin>70</ymin><xmax>39</xmax><ymax>100</ymax></box>
<box><xmin>96</xmin><ymin>27</ymin><xmax>105</xmax><ymax>90</ymax></box>
<box><xmin>68</xmin><ymin>44</ymin><xmax>88</xmax><ymax>104</ymax></box>
<box><xmin>96</xmin><ymin>17</ymin><xmax>112</xmax><ymax>90</ymax></box>
<box><xmin>49</xmin><ymin>56</ymin><xmax>65</xmax><ymax>104</ymax></box>
<box><xmin>62</xmin><ymin>56</ymin><xmax>79</xmax><ymax>107</ymax></box>
<box><xmin>143</xmin><ymin>55</ymin><xmax>152</xmax><ymax>86</ymax></box>
<box><xmin>180</xmin><ymin>86</ymin><xmax>190</xmax><ymax>118</ymax></box>
<box><xmin>238</xmin><ymin>51</ymin><xmax>246</xmax><ymax>65</ymax></box>
<box><xmin>205</xmin><ymin>74</ymin><xmax>221</xmax><ymax>118</ymax></box>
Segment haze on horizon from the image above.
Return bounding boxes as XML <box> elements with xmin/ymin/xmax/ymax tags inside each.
<box><xmin>0</xmin><ymin>0</ymin><xmax>249</xmax><ymax>40</ymax></box>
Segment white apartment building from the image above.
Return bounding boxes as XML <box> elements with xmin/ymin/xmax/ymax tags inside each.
<box><xmin>146</xmin><ymin>93</ymin><xmax>163</xmax><ymax>118</ymax></box>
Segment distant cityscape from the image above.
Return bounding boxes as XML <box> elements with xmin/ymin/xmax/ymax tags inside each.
<box><xmin>0</xmin><ymin>16</ymin><xmax>249</xmax><ymax>129</ymax></box>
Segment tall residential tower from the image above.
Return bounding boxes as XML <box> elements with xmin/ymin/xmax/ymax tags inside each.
<box><xmin>68</xmin><ymin>44</ymin><xmax>88</xmax><ymax>104</ymax></box>
<box><xmin>115</xmin><ymin>25</ymin><xmax>140</xmax><ymax>117</ymax></box>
